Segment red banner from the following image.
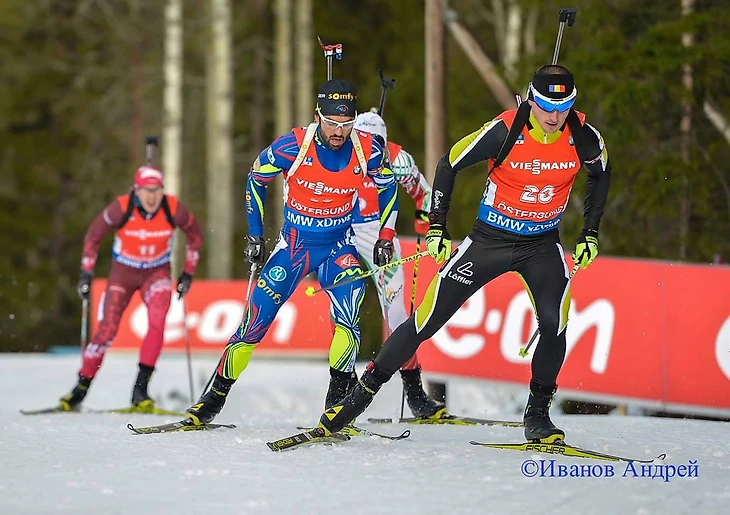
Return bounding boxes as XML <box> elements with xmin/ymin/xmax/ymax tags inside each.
<box><xmin>397</xmin><ymin>240</ymin><xmax>730</xmax><ymax>414</ymax></box>
<box><xmin>91</xmin><ymin>278</ymin><xmax>333</xmax><ymax>357</ymax></box>
<box><xmin>91</xmin><ymin>238</ymin><xmax>730</xmax><ymax>413</ymax></box>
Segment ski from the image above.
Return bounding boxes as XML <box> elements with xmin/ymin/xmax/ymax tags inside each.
<box><xmin>127</xmin><ymin>421</ymin><xmax>236</xmax><ymax>434</ymax></box>
<box><xmin>368</xmin><ymin>415</ymin><xmax>523</xmax><ymax>427</ymax></box>
<box><xmin>267</xmin><ymin>428</ymin><xmax>350</xmax><ymax>452</ymax></box>
<box><xmin>469</xmin><ymin>439</ymin><xmax>667</xmax><ymax>464</ymax></box>
<box><xmin>21</xmin><ymin>406</ymin><xmax>186</xmax><ymax>417</ymax></box>
<box><xmin>20</xmin><ymin>406</ymin><xmax>75</xmax><ymax>415</ymax></box>
<box><xmin>296</xmin><ymin>425</ymin><xmax>411</xmax><ymax>441</ymax></box>
<box><xmin>89</xmin><ymin>406</ymin><xmax>186</xmax><ymax>417</ymax></box>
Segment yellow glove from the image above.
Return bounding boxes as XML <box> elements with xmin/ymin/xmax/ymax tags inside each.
<box><xmin>426</xmin><ymin>223</ymin><xmax>452</xmax><ymax>264</ymax></box>
<box><xmin>573</xmin><ymin>232</ymin><xmax>599</xmax><ymax>269</ymax></box>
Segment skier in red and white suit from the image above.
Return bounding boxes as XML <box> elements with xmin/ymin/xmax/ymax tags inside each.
<box><xmin>59</xmin><ymin>166</ymin><xmax>203</xmax><ymax>411</ymax></box>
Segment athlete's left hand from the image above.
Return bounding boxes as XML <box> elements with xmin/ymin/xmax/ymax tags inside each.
<box><xmin>573</xmin><ymin>231</ymin><xmax>599</xmax><ymax>269</ymax></box>
<box><xmin>176</xmin><ymin>272</ymin><xmax>193</xmax><ymax>299</ymax></box>
<box><xmin>414</xmin><ymin>210</ymin><xmax>430</xmax><ymax>236</ymax></box>
<box><xmin>373</xmin><ymin>239</ymin><xmax>394</xmax><ymax>267</ymax></box>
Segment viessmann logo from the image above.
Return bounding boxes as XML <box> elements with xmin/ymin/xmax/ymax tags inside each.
<box><xmin>510</xmin><ymin>159</ymin><xmax>577</xmax><ymax>172</ymax></box>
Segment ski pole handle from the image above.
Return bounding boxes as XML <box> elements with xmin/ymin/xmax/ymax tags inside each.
<box><xmin>317</xmin><ymin>37</ymin><xmax>343</xmax><ymax>81</ymax></box>
<box><xmin>552</xmin><ymin>8</ymin><xmax>578</xmax><ymax>65</ymax></box>
<box><xmin>145</xmin><ymin>135</ymin><xmax>159</xmax><ymax>166</ymax></box>
<box><xmin>305</xmin><ymin>251</ymin><xmax>430</xmax><ymax>297</ymax></box>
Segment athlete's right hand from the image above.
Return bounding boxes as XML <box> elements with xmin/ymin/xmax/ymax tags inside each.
<box><xmin>244</xmin><ymin>236</ymin><xmax>266</xmax><ymax>265</ymax></box>
<box><xmin>426</xmin><ymin>223</ymin><xmax>452</xmax><ymax>264</ymax></box>
<box><xmin>77</xmin><ymin>270</ymin><xmax>93</xmax><ymax>301</ymax></box>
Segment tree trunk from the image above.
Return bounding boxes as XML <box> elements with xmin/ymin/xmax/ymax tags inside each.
<box><xmin>295</xmin><ymin>0</ymin><xmax>313</xmax><ymax>127</ymax></box>
<box><xmin>425</xmin><ymin>0</ymin><xmax>446</xmax><ymax>184</ymax></box>
<box><xmin>206</xmin><ymin>0</ymin><xmax>234</xmax><ymax>279</ymax></box>
<box><xmin>250</xmin><ymin>0</ymin><xmax>268</xmax><ymax>160</ymax></box>
<box><xmin>130</xmin><ymin>0</ymin><xmax>145</xmax><ymax>166</ymax></box>
<box><xmin>443</xmin><ymin>10</ymin><xmax>516</xmax><ymax>110</ymax></box>
<box><xmin>503</xmin><ymin>0</ymin><xmax>522</xmax><ymax>81</ymax></box>
<box><xmin>679</xmin><ymin>0</ymin><xmax>694</xmax><ymax>259</ymax></box>
<box><xmin>270</xmin><ymin>0</ymin><xmax>292</xmax><ymax>236</ymax></box>
<box><xmin>163</xmin><ymin>0</ymin><xmax>184</xmax><ymax>278</ymax></box>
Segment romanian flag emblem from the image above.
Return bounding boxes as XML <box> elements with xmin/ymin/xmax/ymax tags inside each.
<box><xmin>549</xmin><ymin>84</ymin><xmax>566</xmax><ymax>93</ymax></box>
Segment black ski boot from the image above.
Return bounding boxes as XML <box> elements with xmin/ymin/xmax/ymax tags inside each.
<box><xmin>59</xmin><ymin>376</ymin><xmax>92</xmax><ymax>411</ymax></box>
<box><xmin>401</xmin><ymin>367</ymin><xmax>447</xmax><ymax>419</ymax></box>
<box><xmin>324</xmin><ymin>367</ymin><xmax>356</xmax><ymax>410</ymax></box>
<box><xmin>185</xmin><ymin>374</ymin><xmax>235</xmax><ymax>425</ymax></box>
<box><xmin>319</xmin><ymin>362</ymin><xmax>391</xmax><ymax>435</ymax></box>
<box><xmin>523</xmin><ymin>380</ymin><xmax>565</xmax><ymax>442</ymax></box>
<box><xmin>131</xmin><ymin>364</ymin><xmax>155</xmax><ymax>408</ymax></box>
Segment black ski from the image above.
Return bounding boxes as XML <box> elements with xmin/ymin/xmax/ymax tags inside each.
<box><xmin>267</xmin><ymin>428</ymin><xmax>350</xmax><ymax>452</ymax></box>
<box><xmin>470</xmin><ymin>439</ymin><xmax>667</xmax><ymax>464</ymax></box>
<box><xmin>368</xmin><ymin>415</ymin><xmax>523</xmax><ymax>427</ymax></box>
<box><xmin>296</xmin><ymin>425</ymin><xmax>411</xmax><ymax>440</ymax></box>
<box><xmin>127</xmin><ymin>421</ymin><xmax>236</xmax><ymax>434</ymax></box>
<box><xmin>21</xmin><ymin>406</ymin><xmax>185</xmax><ymax>417</ymax></box>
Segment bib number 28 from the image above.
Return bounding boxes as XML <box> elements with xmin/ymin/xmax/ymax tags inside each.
<box><xmin>520</xmin><ymin>185</ymin><xmax>555</xmax><ymax>204</ymax></box>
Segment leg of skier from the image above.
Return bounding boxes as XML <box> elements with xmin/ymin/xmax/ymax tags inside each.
<box><xmin>132</xmin><ymin>265</ymin><xmax>174</xmax><ymax>408</ymax></box>
<box><xmin>353</xmin><ymin>220</ymin><xmax>445</xmax><ymax>418</ymax></box>
<box><xmin>513</xmin><ymin>240</ymin><xmax>571</xmax><ymax>442</ymax></box>
<box><xmin>60</xmin><ymin>263</ymin><xmax>139</xmax><ymax>410</ymax></box>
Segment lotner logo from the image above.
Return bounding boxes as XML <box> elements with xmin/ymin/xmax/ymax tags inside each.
<box><xmin>430</xmin><ymin>289</ymin><xmax>615</xmax><ymax>374</ymax></box>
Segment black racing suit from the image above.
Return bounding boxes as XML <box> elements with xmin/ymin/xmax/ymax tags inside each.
<box><xmin>375</xmin><ymin>108</ymin><xmax>611</xmax><ymax>389</ymax></box>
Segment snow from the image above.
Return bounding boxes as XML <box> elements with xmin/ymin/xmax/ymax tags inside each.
<box><xmin>1</xmin><ymin>353</ymin><xmax>728</xmax><ymax>514</ymax></box>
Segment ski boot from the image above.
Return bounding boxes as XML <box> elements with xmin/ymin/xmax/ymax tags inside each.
<box><xmin>401</xmin><ymin>367</ymin><xmax>447</xmax><ymax>419</ymax></box>
<box><xmin>324</xmin><ymin>367</ymin><xmax>356</xmax><ymax>410</ymax></box>
<box><xmin>131</xmin><ymin>364</ymin><xmax>155</xmax><ymax>410</ymax></box>
<box><xmin>59</xmin><ymin>375</ymin><xmax>92</xmax><ymax>411</ymax></box>
<box><xmin>185</xmin><ymin>374</ymin><xmax>235</xmax><ymax>425</ymax></box>
<box><xmin>324</xmin><ymin>368</ymin><xmax>360</xmax><ymax>435</ymax></box>
<box><xmin>523</xmin><ymin>380</ymin><xmax>565</xmax><ymax>443</ymax></box>
<box><xmin>319</xmin><ymin>361</ymin><xmax>390</xmax><ymax>435</ymax></box>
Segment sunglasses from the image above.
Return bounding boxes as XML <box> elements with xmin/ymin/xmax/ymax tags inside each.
<box><xmin>529</xmin><ymin>83</ymin><xmax>577</xmax><ymax>113</ymax></box>
<box><xmin>317</xmin><ymin>109</ymin><xmax>357</xmax><ymax>130</ymax></box>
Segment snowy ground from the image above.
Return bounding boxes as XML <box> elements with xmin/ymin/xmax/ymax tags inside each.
<box><xmin>1</xmin><ymin>353</ymin><xmax>728</xmax><ymax>515</ymax></box>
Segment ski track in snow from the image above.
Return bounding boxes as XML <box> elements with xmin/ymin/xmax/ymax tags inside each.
<box><xmin>1</xmin><ymin>354</ymin><xmax>728</xmax><ymax>514</ymax></box>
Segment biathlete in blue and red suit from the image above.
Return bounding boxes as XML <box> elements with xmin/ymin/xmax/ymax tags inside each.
<box><xmin>58</xmin><ymin>166</ymin><xmax>203</xmax><ymax>411</ymax></box>
<box><xmin>184</xmin><ymin>79</ymin><xmax>399</xmax><ymax>426</ymax></box>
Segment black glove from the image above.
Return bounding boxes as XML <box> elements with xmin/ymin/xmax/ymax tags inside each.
<box><xmin>77</xmin><ymin>270</ymin><xmax>93</xmax><ymax>301</ymax></box>
<box><xmin>176</xmin><ymin>272</ymin><xmax>193</xmax><ymax>300</ymax></box>
<box><xmin>373</xmin><ymin>239</ymin><xmax>395</xmax><ymax>267</ymax></box>
<box><xmin>245</xmin><ymin>236</ymin><xmax>266</xmax><ymax>265</ymax></box>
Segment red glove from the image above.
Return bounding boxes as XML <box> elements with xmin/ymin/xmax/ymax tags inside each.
<box><xmin>414</xmin><ymin>210</ymin><xmax>430</xmax><ymax>235</ymax></box>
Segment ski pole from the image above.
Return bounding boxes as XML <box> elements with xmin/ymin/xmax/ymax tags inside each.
<box><xmin>305</xmin><ymin>251</ymin><xmax>430</xmax><ymax>297</ymax></box>
<box><xmin>180</xmin><ymin>297</ymin><xmax>195</xmax><ymax>404</ymax></box>
<box><xmin>200</xmin><ymin>262</ymin><xmax>259</xmax><ymax>397</ymax></box>
<box><xmin>145</xmin><ymin>135</ymin><xmax>159</xmax><ymax>165</ymax></box>
<box><xmin>377</xmin><ymin>70</ymin><xmax>396</xmax><ymax>117</ymax></box>
<box><xmin>552</xmin><ymin>8</ymin><xmax>578</xmax><ymax>65</ymax></box>
<box><xmin>400</xmin><ymin>234</ymin><xmax>422</xmax><ymax>419</ymax></box>
<box><xmin>317</xmin><ymin>36</ymin><xmax>343</xmax><ymax>81</ymax></box>
<box><xmin>80</xmin><ymin>297</ymin><xmax>89</xmax><ymax>353</ymax></box>
<box><xmin>519</xmin><ymin>263</ymin><xmax>580</xmax><ymax>358</ymax></box>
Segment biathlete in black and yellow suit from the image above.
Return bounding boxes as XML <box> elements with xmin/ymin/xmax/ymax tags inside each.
<box><xmin>317</xmin><ymin>64</ymin><xmax>612</xmax><ymax>443</ymax></box>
